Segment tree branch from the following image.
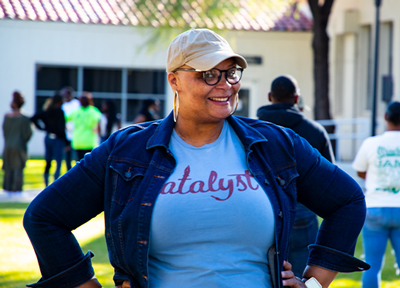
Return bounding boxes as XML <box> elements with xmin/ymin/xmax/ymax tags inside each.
<box><xmin>321</xmin><ymin>0</ymin><xmax>335</xmax><ymax>17</ymax></box>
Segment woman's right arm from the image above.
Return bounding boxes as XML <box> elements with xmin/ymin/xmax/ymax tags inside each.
<box><xmin>23</xmin><ymin>139</ymin><xmax>111</xmax><ymax>287</ymax></box>
<box><xmin>30</xmin><ymin>112</ymin><xmax>45</xmax><ymax>130</ymax></box>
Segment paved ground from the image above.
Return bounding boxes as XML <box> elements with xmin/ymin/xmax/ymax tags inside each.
<box><xmin>0</xmin><ymin>162</ymin><xmax>365</xmax><ymax>203</ymax></box>
<box><xmin>0</xmin><ymin>189</ymin><xmax>41</xmax><ymax>203</ymax></box>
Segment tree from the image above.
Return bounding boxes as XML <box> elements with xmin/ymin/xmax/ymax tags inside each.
<box><xmin>307</xmin><ymin>0</ymin><xmax>335</xmax><ymax>124</ymax></box>
<box><xmin>135</xmin><ymin>0</ymin><xmax>335</xmax><ymax>125</ymax></box>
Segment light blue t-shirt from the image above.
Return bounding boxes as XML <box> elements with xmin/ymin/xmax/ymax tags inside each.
<box><xmin>148</xmin><ymin>121</ymin><xmax>275</xmax><ymax>288</ymax></box>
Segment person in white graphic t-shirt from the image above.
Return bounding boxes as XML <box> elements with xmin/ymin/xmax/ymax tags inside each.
<box><xmin>353</xmin><ymin>101</ymin><xmax>400</xmax><ymax>288</ymax></box>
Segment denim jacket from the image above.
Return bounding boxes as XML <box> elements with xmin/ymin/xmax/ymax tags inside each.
<box><xmin>24</xmin><ymin>112</ymin><xmax>370</xmax><ymax>288</ymax></box>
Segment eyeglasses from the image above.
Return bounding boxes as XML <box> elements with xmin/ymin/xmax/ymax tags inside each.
<box><xmin>173</xmin><ymin>67</ymin><xmax>244</xmax><ymax>86</ymax></box>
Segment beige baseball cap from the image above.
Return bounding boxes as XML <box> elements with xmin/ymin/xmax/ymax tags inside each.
<box><xmin>166</xmin><ymin>28</ymin><xmax>248</xmax><ymax>72</ymax></box>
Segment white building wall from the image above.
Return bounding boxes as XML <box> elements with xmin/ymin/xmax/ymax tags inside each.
<box><xmin>328</xmin><ymin>0</ymin><xmax>400</xmax><ymax>160</ymax></box>
<box><xmin>0</xmin><ymin>20</ymin><xmax>313</xmax><ymax>156</ymax></box>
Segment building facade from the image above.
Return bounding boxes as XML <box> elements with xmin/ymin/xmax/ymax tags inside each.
<box><xmin>0</xmin><ymin>0</ymin><xmax>314</xmax><ymax>156</ymax></box>
<box><xmin>329</xmin><ymin>0</ymin><xmax>400</xmax><ymax>160</ymax></box>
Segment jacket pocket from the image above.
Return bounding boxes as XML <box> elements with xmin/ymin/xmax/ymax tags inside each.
<box><xmin>110</xmin><ymin>161</ymin><xmax>146</xmax><ymax>205</ymax></box>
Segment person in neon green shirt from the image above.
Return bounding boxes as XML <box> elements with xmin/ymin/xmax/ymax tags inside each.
<box><xmin>65</xmin><ymin>92</ymin><xmax>101</xmax><ymax>161</ymax></box>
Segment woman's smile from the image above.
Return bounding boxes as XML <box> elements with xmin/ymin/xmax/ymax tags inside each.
<box><xmin>208</xmin><ymin>96</ymin><xmax>230</xmax><ymax>102</ymax></box>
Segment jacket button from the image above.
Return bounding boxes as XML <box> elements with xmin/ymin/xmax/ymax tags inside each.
<box><xmin>142</xmin><ymin>275</ymin><xmax>148</xmax><ymax>281</ymax></box>
<box><xmin>264</xmin><ymin>179</ymin><xmax>269</xmax><ymax>185</ymax></box>
<box><xmin>278</xmin><ymin>211</ymin><xmax>283</xmax><ymax>218</ymax></box>
<box><xmin>276</xmin><ymin>177</ymin><xmax>285</xmax><ymax>186</ymax></box>
<box><xmin>125</xmin><ymin>172</ymin><xmax>132</xmax><ymax>178</ymax></box>
<box><xmin>138</xmin><ymin>240</ymin><xmax>148</xmax><ymax>245</ymax></box>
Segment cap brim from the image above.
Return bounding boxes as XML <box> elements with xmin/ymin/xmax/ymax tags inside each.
<box><xmin>186</xmin><ymin>51</ymin><xmax>248</xmax><ymax>71</ymax></box>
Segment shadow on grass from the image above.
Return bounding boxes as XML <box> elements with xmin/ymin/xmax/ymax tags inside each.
<box><xmin>81</xmin><ymin>234</ymin><xmax>115</xmax><ymax>287</ymax></box>
<box><xmin>0</xmin><ymin>273</ymin><xmax>38</xmax><ymax>288</ymax></box>
<box><xmin>0</xmin><ymin>233</ymin><xmax>115</xmax><ymax>288</ymax></box>
<box><xmin>81</xmin><ymin>232</ymin><xmax>110</xmax><ymax>264</ymax></box>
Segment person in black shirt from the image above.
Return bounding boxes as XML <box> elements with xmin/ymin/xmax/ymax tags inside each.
<box><xmin>31</xmin><ymin>93</ymin><xmax>67</xmax><ymax>186</ymax></box>
<box><xmin>257</xmin><ymin>75</ymin><xmax>335</xmax><ymax>277</ymax></box>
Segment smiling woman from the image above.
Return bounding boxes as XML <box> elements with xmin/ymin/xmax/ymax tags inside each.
<box><xmin>23</xmin><ymin>28</ymin><xmax>369</xmax><ymax>288</ymax></box>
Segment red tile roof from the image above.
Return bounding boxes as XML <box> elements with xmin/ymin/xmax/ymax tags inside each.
<box><xmin>0</xmin><ymin>0</ymin><xmax>313</xmax><ymax>31</ymax></box>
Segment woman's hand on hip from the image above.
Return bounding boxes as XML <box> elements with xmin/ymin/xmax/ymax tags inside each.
<box><xmin>281</xmin><ymin>260</ymin><xmax>306</xmax><ymax>288</ymax></box>
<box><xmin>114</xmin><ymin>280</ymin><xmax>130</xmax><ymax>288</ymax></box>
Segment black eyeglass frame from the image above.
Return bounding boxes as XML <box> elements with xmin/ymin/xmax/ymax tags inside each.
<box><xmin>173</xmin><ymin>67</ymin><xmax>244</xmax><ymax>86</ymax></box>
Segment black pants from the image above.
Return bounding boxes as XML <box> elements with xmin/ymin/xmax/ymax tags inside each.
<box><xmin>64</xmin><ymin>140</ymin><xmax>73</xmax><ymax>171</ymax></box>
<box><xmin>3</xmin><ymin>168</ymin><xmax>23</xmax><ymax>191</ymax></box>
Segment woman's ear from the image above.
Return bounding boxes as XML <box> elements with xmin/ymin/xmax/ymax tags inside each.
<box><xmin>167</xmin><ymin>72</ymin><xmax>178</xmax><ymax>91</ymax></box>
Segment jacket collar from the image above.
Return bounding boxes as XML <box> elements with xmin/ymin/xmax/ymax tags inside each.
<box><xmin>146</xmin><ymin>111</ymin><xmax>268</xmax><ymax>151</ymax></box>
<box><xmin>146</xmin><ymin>111</ymin><xmax>175</xmax><ymax>151</ymax></box>
<box><xmin>227</xmin><ymin>116</ymin><xmax>268</xmax><ymax>151</ymax></box>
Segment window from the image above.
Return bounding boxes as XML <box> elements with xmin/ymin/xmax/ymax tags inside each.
<box><xmin>36</xmin><ymin>66</ymin><xmax>78</xmax><ymax>91</ymax></box>
<box><xmin>236</xmin><ymin>89</ymin><xmax>249</xmax><ymax>117</ymax></box>
<box><xmin>84</xmin><ymin>68</ymin><xmax>122</xmax><ymax>92</ymax></box>
<box><xmin>35</xmin><ymin>66</ymin><xmax>78</xmax><ymax>112</ymax></box>
<box><xmin>35</xmin><ymin>65</ymin><xmax>166</xmax><ymax>122</ymax></box>
<box><xmin>128</xmin><ymin>70</ymin><xmax>165</xmax><ymax>94</ymax></box>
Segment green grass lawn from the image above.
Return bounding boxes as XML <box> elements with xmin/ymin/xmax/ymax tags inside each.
<box><xmin>0</xmin><ymin>159</ymin><xmax>76</xmax><ymax>190</ymax></box>
<box><xmin>0</xmin><ymin>160</ymin><xmax>399</xmax><ymax>287</ymax></box>
<box><xmin>0</xmin><ymin>202</ymin><xmax>115</xmax><ymax>288</ymax></box>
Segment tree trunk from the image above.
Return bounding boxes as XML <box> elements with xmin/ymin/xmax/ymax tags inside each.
<box><xmin>308</xmin><ymin>0</ymin><xmax>336</xmax><ymax>154</ymax></box>
<box><xmin>313</xmin><ymin>20</ymin><xmax>331</xmax><ymax>121</ymax></box>
<box><xmin>308</xmin><ymin>0</ymin><xmax>334</xmax><ymax>122</ymax></box>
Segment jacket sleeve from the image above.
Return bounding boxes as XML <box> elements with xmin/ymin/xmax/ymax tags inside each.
<box><xmin>23</xmin><ymin>137</ymin><xmax>112</xmax><ymax>287</ymax></box>
<box><xmin>294</xmin><ymin>133</ymin><xmax>369</xmax><ymax>272</ymax></box>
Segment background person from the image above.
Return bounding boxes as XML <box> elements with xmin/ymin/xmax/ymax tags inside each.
<box><xmin>257</xmin><ymin>75</ymin><xmax>335</xmax><ymax>277</ymax></box>
<box><xmin>2</xmin><ymin>91</ymin><xmax>33</xmax><ymax>195</ymax></box>
<box><xmin>31</xmin><ymin>93</ymin><xmax>67</xmax><ymax>187</ymax></box>
<box><xmin>297</xmin><ymin>94</ymin><xmax>311</xmax><ymax>112</ymax></box>
<box><xmin>24</xmin><ymin>28</ymin><xmax>369</xmax><ymax>288</ymax></box>
<box><xmin>132</xmin><ymin>98</ymin><xmax>161</xmax><ymax>123</ymax></box>
<box><xmin>99</xmin><ymin>99</ymin><xmax>121</xmax><ymax>143</ymax></box>
<box><xmin>65</xmin><ymin>92</ymin><xmax>101</xmax><ymax>161</ymax></box>
<box><xmin>61</xmin><ymin>86</ymin><xmax>80</xmax><ymax>170</ymax></box>
<box><xmin>352</xmin><ymin>101</ymin><xmax>400</xmax><ymax>288</ymax></box>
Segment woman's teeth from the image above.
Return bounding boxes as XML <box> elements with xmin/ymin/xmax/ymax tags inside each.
<box><xmin>210</xmin><ymin>97</ymin><xmax>229</xmax><ymax>102</ymax></box>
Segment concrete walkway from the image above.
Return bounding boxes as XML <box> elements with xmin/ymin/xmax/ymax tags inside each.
<box><xmin>0</xmin><ymin>189</ymin><xmax>41</xmax><ymax>203</ymax></box>
<box><xmin>0</xmin><ymin>162</ymin><xmax>365</xmax><ymax>203</ymax></box>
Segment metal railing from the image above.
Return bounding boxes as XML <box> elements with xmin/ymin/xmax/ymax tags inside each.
<box><xmin>316</xmin><ymin>118</ymin><xmax>373</xmax><ymax>161</ymax></box>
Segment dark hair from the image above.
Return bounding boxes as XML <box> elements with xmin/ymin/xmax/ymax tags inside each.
<box><xmin>61</xmin><ymin>86</ymin><xmax>74</xmax><ymax>96</ymax></box>
<box><xmin>12</xmin><ymin>91</ymin><xmax>25</xmax><ymax>108</ymax></box>
<box><xmin>103</xmin><ymin>99</ymin><xmax>118</xmax><ymax>138</ymax></box>
<box><xmin>46</xmin><ymin>92</ymin><xmax>64</xmax><ymax>111</ymax></box>
<box><xmin>79</xmin><ymin>92</ymin><xmax>93</xmax><ymax>107</ymax></box>
<box><xmin>386</xmin><ymin>101</ymin><xmax>400</xmax><ymax>125</ymax></box>
<box><xmin>140</xmin><ymin>99</ymin><xmax>157</xmax><ymax>114</ymax></box>
<box><xmin>270</xmin><ymin>76</ymin><xmax>297</xmax><ymax>102</ymax></box>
